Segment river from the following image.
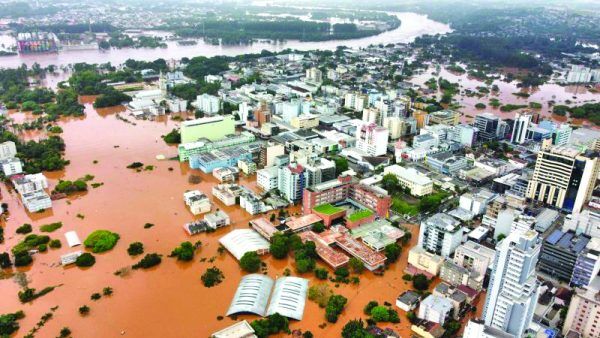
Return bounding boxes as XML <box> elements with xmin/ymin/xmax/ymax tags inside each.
<box><xmin>0</xmin><ymin>12</ymin><xmax>451</xmax><ymax>69</ymax></box>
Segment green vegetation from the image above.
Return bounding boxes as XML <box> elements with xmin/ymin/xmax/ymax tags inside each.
<box><xmin>556</xmin><ymin>103</ymin><xmax>600</xmax><ymax>125</ymax></box>
<box><xmin>53</xmin><ymin>180</ymin><xmax>87</xmax><ymax>194</ymax></box>
<box><xmin>12</xmin><ymin>234</ymin><xmax>50</xmax><ymax>256</ymax></box>
<box><xmin>240</xmin><ymin>251</ymin><xmax>262</xmax><ymax>273</ymax></box>
<box><xmin>144</xmin><ymin>223</ymin><xmax>155</xmax><ymax>229</ymax></box>
<box><xmin>201</xmin><ymin>266</ymin><xmax>224</xmax><ymax>287</ymax></box>
<box><xmin>529</xmin><ymin>102</ymin><xmax>542</xmax><ymax>109</ymax></box>
<box><xmin>364</xmin><ymin>301</ymin><xmax>379</xmax><ymax>315</ymax></box>
<box><xmin>91</xmin><ymin>293</ymin><xmax>101</xmax><ymax>301</ymax></box>
<box><xmin>331</xmin><ymin>156</ymin><xmax>349</xmax><ymax>175</ymax></box>
<box><xmin>250</xmin><ymin>313</ymin><xmax>290</xmax><ymax>338</ymax></box>
<box><xmin>0</xmin><ymin>253</ymin><xmax>11</xmax><ymax>268</ymax></box>
<box><xmin>370</xmin><ymin>305</ymin><xmax>400</xmax><ymax>323</ymax></box>
<box><xmin>269</xmin><ymin>232</ymin><xmax>303</xmax><ymax>259</ymax></box>
<box><xmin>49</xmin><ymin>239</ymin><xmax>62</xmax><ymax>248</ymax></box>
<box><xmin>0</xmin><ymin>131</ymin><xmax>68</xmax><ymax>174</ymax></box>
<box><xmin>93</xmin><ymin>87</ymin><xmax>132</xmax><ymax>108</ymax></box>
<box><xmin>84</xmin><ymin>230</ymin><xmax>120</xmax><ymax>253</ymax></box>
<box><xmin>127</xmin><ymin>162</ymin><xmax>144</xmax><ymax>169</ymax></box>
<box><xmin>127</xmin><ymin>242</ymin><xmax>144</xmax><ymax>256</ymax></box>
<box><xmin>0</xmin><ymin>311</ymin><xmax>25</xmax><ymax>336</ymax></box>
<box><xmin>132</xmin><ymin>253</ymin><xmax>162</xmax><ymax>269</ymax></box>
<box><xmin>312</xmin><ymin>222</ymin><xmax>325</xmax><ymax>233</ymax></box>
<box><xmin>103</xmin><ymin>287</ymin><xmax>113</xmax><ymax>296</ymax></box>
<box><xmin>48</xmin><ymin>125</ymin><xmax>63</xmax><ymax>134</ymax></box>
<box><xmin>308</xmin><ymin>284</ymin><xmax>334</xmax><ymax>308</ymax></box>
<box><xmin>347</xmin><ymin>209</ymin><xmax>373</xmax><ymax>222</ymax></box>
<box><xmin>75</xmin><ymin>253</ymin><xmax>96</xmax><ymax>267</ymax></box>
<box><xmin>341</xmin><ymin>319</ymin><xmax>372</xmax><ymax>338</ymax></box>
<box><xmin>313</xmin><ymin>203</ymin><xmax>344</xmax><ymax>215</ymax></box>
<box><xmin>412</xmin><ymin>274</ymin><xmax>430</xmax><ymax>291</ymax></box>
<box><xmin>489</xmin><ymin>98</ymin><xmax>501</xmax><ymax>107</ymax></box>
<box><xmin>325</xmin><ymin>294</ymin><xmax>348</xmax><ymax>323</ymax></box>
<box><xmin>348</xmin><ymin>257</ymin><xmax>365</xmax><ymax>274</ymax></box>
<box><xmin>294</xmin><ymin>241</ymin><xmax>317</xmax><ymax>274</ymax></box>
<box><xmin>475</xmin><ymin>103</ymin><xmax>486</xmax><ymax>109</ymax></box>
<box><xmin>170</xmin><ymin>241</ymin><xmax>196</xmax><ymax>261</ymax></box>
<box><xmin>58</xmin><ymin>327</ymin><xmax>72</xmax><ymax>338</ymax></box>
<box><xmin>163</xmin><ymin>129</ymin><xmax>181</xmax><ymax>144</ymax></box>
<box><xmin>314</xmin><ymin>267</ymin><xmax>328</xmax><ymax>280</ymax></box>
<box><xmin>40</xmin><ymin>222</ymin><xmax>62</xmax><ymax>232</ymax></box>
<box><xmin>500</xmin><ymin>104</ymin><xmax>528</xmax><ymax>112</ymax></box>
<box><xmin>78</xmin><ymin>305</ymin><xmax>90</xmax><ymax>315</ymax></box>
<box><xmin>16</xmin><ymin>223</ymin><xmax>32</xmax><ymax>234</ymax></box>
<box><xmin>18</xmin><ymin>286</ymin><xmax>57</xmax><ymax>303</ymax></box>
<box><xmin>384</xmin><ymin>243</ymin><xmax>402</xmax><ymax>263</ymax></box>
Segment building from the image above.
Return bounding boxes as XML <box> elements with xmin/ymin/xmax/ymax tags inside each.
<box><xmin>17</xmin><ymin>32</ymin><xmax>59</xmax><ymax>53</ymax></box>
<box><xmin>474</xmin><ymin>113</ymin><xmax>500</xmax><ymax>142</ymax></box>
<box><xmin>418</xmin><ymin>295</ymin><xmax>454</xmax><ymax>325</ymax></box>
<box><xmin>463</xmin><ymin>320</ymin><xmax>516</xmax><ymax>338</ymax></box>
<box><xmin>411</xmin><ymin>320</ymin><xmax>445</xmax><ymax>338</ymax></box>
<box><xmin>0</xmin><ymin>141</ymin><xmax>17</xmax><ymax>160</ymax></box>
<box><xmin>483</xmin><ymin>230</ymin><xmax>541</xmax><ymax>337</ymax></box>
<box><xmin>213</xmin><ymin>167</ymin><xmax>240</xmax><ymax>182</ymax></box>
<box><xmin>278</xmin><ymin>163</ymin><xmax>306</xmax><ymax>203</ymax></box>
<box><xmin>511</xmin><ymin>113</ymin><xmax>532</xmax><ymax>144</ymax></box>
<box><xmin>257</xmin><ymin>167</ymin><xmax>279</xmax><ymax>191</ymax></box>
<box><xmin>290</xmin><ymin>114</ymin><xmax>319</xmax><ymax>129</ymax></box>
<box><xmin>60</xmin><ymin>251</ymin><xmax>83</xmax><ymax>266</ymax></box>
<box><xmin>450</xmin><ymin>124</ymin><xmax>478</xmax><ymax>148</ymax></box>
<box><xmin>21</xmin><ymin>190</ymin><xmax>52</xmax><ymax>212</ymax></box>
<box><xmin>563</xmin><ymin>276</ymin><xmax>600</xmax><ymax>337</ymax></box>
<box><xmin>302</xmin><ymin>176</ymin><xmax>391</xmax><ymax>220</ymax></box>
<box><xmin>429</xmin><ymin>110</ymin><xmax>460</xmax><ymax>126</ymax></box>
<box><xmin>178</xmin><ymin>132</ymin><xmax>256</xmax><ymax>162</ymax></box>
<box><xmin>219</xmin><ymin>230</ymin><xmax>270</xmax><ymax>261</ymax></box>
<box><xmin>204</xmin><ymin>211</ymin><xmax>231</xmax><ymax>230</ymax></box>
<box><xmin>13</xmin><ymin>173</ymin><xmax>48</xmax><ymax>195</ymax></box>
<box><xmin>189</xmin><ymin>142</ymin><xmax>263</xmax><ymax>173</ymax></box>
<box><xmin>356</xmin><ymin>123</ymin><xmax>389</xmax><ymax>156</ymax></box>
<box><xmin>192</xmin><ymin>93</ymin><xmax>221</xmax><ymax>114</ymax></box>
<box><xmin>458</xmin><ymin>189</ymin><xmax>497</xmax><ymax>216</ymax></box>
<box><xmin>211</xmin><ymin>320</ymin><xmax>257</xmax><ymax>338</ymax></box>
<box><xmin>397</xmin><ymin>290</ymin><xmax>421</xmax><ymax>312</ymax></box>
<box><xmin>180</xmin><ymin>115</ymin><xmax>236</xmax><ymax>143</ymax></box>
<box><xmin>571</xmin><ymin>238</ymin><xmax>600</xmax><ymax>288</ymax></box>
<box><xmin>418</xmin><ymin>213</ymin><xmax>463</xmax><ymax>258</ymax></box>
<box><xmin>426</xmin><ymin>152</ymin><xmax>469</xmax><ymax>175</ymax></box>
<box><xmin>440</xmin><ymin>260</ymin><xmax>484</xmax><ymax>291</ymax></box>
<box><xmin>297</xmin><ymin>156</ymin><xmax>336</xmax><ymax>188</ymax></box>
<box><xmin>305</xmin><ymin>67</ymin><xmax>323</xmax><ymax>83</ymax></box>
<box><xmin>1</xmin><ymin>158</ymin><xmax>23</xmax><ymax>176</ymax></box>
<box><xmin>183</xmin><ymin>190</ymin><xmax>211</xmax><ymax>215</ymax></box>
<box><xmin>383</xmin><ymin>165</ymin><xmax>433</xmax><ymax>196</ymax></box>
<box><xmin>212</xmin><ymin>184</ymin><xmax>243</xmax><ymax>206</ymax></box>
<box><xmin>407</xmin><ymin>246</ymin><xmax>445</xmax><ymax>277</ymax></box>
<box><xmin>538</xmin><ymin>229</ymin><xmax>591</xmax><ymax>282</ymax></box>
<box><xmin>454</xmin><ymin>241</ymin><xmax>496</xmax><ymax>277</ymax></box>
<box><xmin>237</xmin><ymin>159</ymin><xmax>257</xmax><ymax>175</ymax></box>
<box><xmin>526</xmin><ymin>146</ymin><xmax>599</xmax><ymax>213</ymax></box>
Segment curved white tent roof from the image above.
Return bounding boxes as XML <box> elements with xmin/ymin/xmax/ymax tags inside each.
<box><xmin>226</xmin><ymin>274</ymin><xmax>273</xmax><ymax>317</ymax></box>
<box><xmin>219</xmin><ymin>229</ymin><xmax>270</xmax><ymax>261</ymax></box>
<box><xmin>266</xmin><ymin>277</ymin><xmax>309</xmax><ymax>321</ymax></box>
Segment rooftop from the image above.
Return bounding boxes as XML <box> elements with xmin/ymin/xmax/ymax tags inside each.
<box><xmin>313</xmin><ymin>203</ymin><xmax>345</xmax><ymax>215</ymax></box>
<box><xmin>219</xmin><ymin>229</ymin><xmax>270</xmax><ymax>260</ymax></box>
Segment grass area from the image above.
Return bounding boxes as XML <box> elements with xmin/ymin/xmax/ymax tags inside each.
<box><xmin>391</xmin><ymin>190</ymin><xmax>451</xmax><ymax>216</ymax></box>
<box><xmin>313</xmin><ymin>203</ymin><xmax>344</xmax><ymax>215</ymax></box>
<box><xmin>347</xmin><ymin>209</ymin><xmax>374</xmax><ymax>222</ymax></box>
<box><xmin>391</xmin><ymin>197</ymin><xmax>419</xmax><ymax>216</ymax></box>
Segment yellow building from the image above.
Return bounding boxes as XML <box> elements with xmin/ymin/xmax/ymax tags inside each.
<box><xmin>290</xmin><ymin>114</ymin><xmax>319</xmax><ymax>129</ymax></box>
<box><xmin>408</xmin><ymin>246</ymin><xmax>444</xmax><ymax>276</ymax></box>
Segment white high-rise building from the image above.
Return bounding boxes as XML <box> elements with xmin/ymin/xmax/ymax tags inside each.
<box><xmin>305</xmin><ymin>67</ymin><xmax>323</xmax><ymax>83</ymax></box>
<box><xmin>193</xmin><ymin>94</ymin><xmax>221</xmax><ymax>114</ymax></box>
<box><xmin>356</xmin><ymin>123</ymin><xmax>389</xmax><ymax>157</ymax></box>
<box><xmin>463</xmin><ymin>320</ymin><xmax>515</xmax><ymax>338</ymax></box>
<box><xmin>0</xmin><ymin>141</ymin><xmax>17</xmax><ymax>161</ymax></box>
<box><xmin>483</xmin><ymin>230</ymin><xmax>541</xmax><ymax>337</ymax></box>
<box><xmin>277</xmin><ymin>163</ymin><xmax>306</xmax><ymax>203</ymax></box>
<box><xmin>511</xmin><ymin>113</ymin><xmax>532</xmax><ymax>144</ymax></box>
<box><xmin>418</xmin><ymin>213</ymin><xmax>464</xmax><ymax>258</ymax></box>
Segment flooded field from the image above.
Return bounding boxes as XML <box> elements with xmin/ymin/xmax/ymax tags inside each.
<box><xmin>411</xmin><ymin>66</ymin><xmax>600</xmax><ymax>127</ymax></box>
<box><xmin>0</xmin><ymin>97</ymin><xmax>463</xmax><ymax>337</ymax></box>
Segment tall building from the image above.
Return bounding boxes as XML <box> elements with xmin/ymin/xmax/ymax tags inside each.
<box><xmin>474</xmin><ymin>113</ymin><xmax>500</xmax><ymax>142</ymax></box>
<box><xmin>562</xmin><ymin>276</ymin><xmax>600</xmax><ymax>337</ymax></box>
<box><xmin>553</xmin><ymin>124</ymin><xmax>572</xmax><ymax>146</ymax></box>
<box><xmin>418</xmin><ymin>213</ymin><xmax>463</xmax><ymax>258</ymax></box>
<box><xmin>192</xmin><ymin>94</ymin><xmax>221</xmax><ymax>114</ymax></box>
<box><xmin>510</xmin><ymin>113</ymin><xmax>532</xmax><ymax>144</ymax></box>
<box><xmin>0</xmin><ymin>141</ymin><xmax>17</xmax><ymax>161</ymax></box>
<box><xmin>278</xmin><ymin>163</ymin><xmax>306</xmax><ymax>203</ymax></box>
<box><xmin>305</xmin><ymin>67</ymin><xmax>323</xmax><ymax>83</ymax></box>
<box><xmin>526</xmin><ymin>146</ymin><xmax>600</xmax><ymax>213</ymax></box>
<box><xmin>356</xmin><ymin>123</ymin><xmax>389</xmax><ymax>156</ymax></box>
<box><xmin>538</xmin><ymin>229</ymin><xmax>591</xmax><ymax>283</ymax></box>
<box><xmin>463</xmin><ymin>320</ymin><xmax>516</xmax><ymax>338</ymax></box>
<box><xmin>571</xmin><ymin>238</ymin><xmax>600</xmax><ymax>288</ymax></box>
<box><xmin>483</xmin><ymin>230</ymin><xmax>541</xmax><ymax>337</ymax></box>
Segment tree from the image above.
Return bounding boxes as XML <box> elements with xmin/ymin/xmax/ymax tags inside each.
<box><xmin>312</xmin><ymin>222</ymin><xmax>325</xmax><ymax>233</ymax></box>
<box><xmin>412</xmin><ymin>274</ymin><xmax>430</xmax><ymax>291</ymax></box>
<box><xmin>102</xmin><ymin>287</ymin><xmax>113</xmax><ymax>296</ymax></box>
<box><xmin>0</xmin><ymin>252</ymin><xmax>11</xmax><ymax>268</ymax></box>
<box><xmin>75</xmin><ymin>253</ymin><xmax>96</xmax><ymax>267</ymax></box>
<box><xmin>325</xmin><ymin>294</ymin><xmax>348</xmax><ymax>323</ymax></box>
<box><xmin>127</xmin><ymin>242</ymin><xmax>144</xmax><ymax>256</ymax></box>
<box><xmin>384</xmin><ymin>243</ymin><xmax>401</xmax><ymax>263</ymax></box>
<box><xmin>15</xmin><ymin>223</ymin><xmax>32</xmax><ymax>234</ymax></box>
<box><xmin>163</xmin><ymin>129</ymin><xmax>181</xmax><ymax>144</ymax></box>
<box><xmin>363</xmin><ymin>301</ymin><xmax>379</xmax><ymax>315</ymax></box>
<box><xmin>170</xmin><ymin>241</ymin><xmax>195</xmax><ymax>261</ymax></box>
<box><xmin>270</xmin><ymin>233</ymin><xmax>289</xmax><ymax>259</ymax></box>
<box><xmin>83</xmin><ymin>230</ymin><xmax>120</xmax><ymax>253</ymax></box>
<box><xmin>0</xmin><ymin>311</ymin><xmax>25</xmax><ymax>336</ymax></box>
<box><xmin>332</xmin><ymin>156</ymin><xmax>349</xmax><ymax>174</ymax></box>
<box><xmin>335</xmin><ymin>267</ymin><xmax>350</xmax><ymax>278</ymax></box>
<box><xmin>381</xmin><ymin>174</ymin><xmax>400</xmax><ymax>193</ymax></box>
<box><xmin>341</xmin><ymin>319</ymin><xmax>372</xmax><ymax>338</ymax></box>
<box><xmin>78</xmin><ymin>305</ymin><xmax>90</xmax><ymax>315</ymax></box>
<box><xmin>132</xmin><ymin>253</ymin><xmax>162</xmax><ymax>269</ymax></box>
<box><xmin>348</xmin><ymin>257</ymin><xmax>365</xmax><ymax>274</ymax></box>
<box><xmin>201</xmin><ymin>267</ymin><xmax>224</xmax><ymax>287</ymax></box>
<box><xmin>314</xmin><ymin>267</ymin><xmax>328</xmax><ymax>280</ymax></box>
<box><xmin>370</xmin><ymin>306</ymin><xmax>390</xmax><ymax>322</ymax></box>
<box><xmin>240</xmin><ymin>251</ymin><xmax>261</xmax><ymax>273</ymax></box>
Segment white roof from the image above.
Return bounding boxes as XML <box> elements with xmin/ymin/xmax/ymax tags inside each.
<box><xmin>65</xmin><ymin>231</ymin><xmax>81</xmax><ymax>247</ymax></box>
<box><xmin>226</xmin><ymin>274</ymin><xmax>274</xmax><ymax>317</ymax></box>
<box><xmin>212</xmin><ymin>320</ymin><xmax>256</xmax><ymax>338</ymax></box>
<box><xmin>219</xmin><ymin>229</ymin><xmax>269</xmax><ymax>261</ymax></box>
<box><xmin>60</xmin><ymin>251</ymin><xmax>82</xmax><ymax>265</ymax></box>
<box><xmin>266</xmin><ymin>277</ymin><xmax>309</xmax><ymax>320</ymax></box>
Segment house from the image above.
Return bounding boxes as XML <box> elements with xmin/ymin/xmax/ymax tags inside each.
<box><xmin>183</xmin><ymin>190</ymin><xmax>211</xmax><ymax>215</ymax></box>
<box><xmin>205</xmin><ymin>211</ymin><xmax>231</xmax><ymax>230</ymax></box>
<box><xmin>65</xmin><ymin>231</ymin><xmax>81</xmax><ymax>247</ymax></box>
<box><xmin>418</xmin><ymin>295</ymin><xmax>453</xmax><ymax>325</ymax></box>
<box><xmin>397</xmin><ymin>290</ymin><xmax>421</xmax><ymax>311</ymax></box>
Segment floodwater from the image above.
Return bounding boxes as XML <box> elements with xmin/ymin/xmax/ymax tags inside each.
<box><xmin>0</xmin><ymin>12</ymin><xmax>451</xmax><ymax>69</ymax></box>
<box><xmin>0</xmin><ymin>97</ymin><xmax>481</xmax><ymax>337</ymax></box>
<box><xmin>411</xmin><ymin>65</ymin><xmax>600</xmax><ymax>127</ymax></box>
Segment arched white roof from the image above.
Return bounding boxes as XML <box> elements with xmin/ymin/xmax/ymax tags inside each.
<box><xmin>266</xmin><ymin>277</ymin><xmax>309</xmax><ymax>321</ymax></box>
<box><xmin>219</xmin><ymin>229</ymin><xmax>270</xmax><ymax>261</ymax></box>
<box><xmin>226</xmin><ymin>274</ymin><xmax>274</xmax><ymax>317</ymax></box>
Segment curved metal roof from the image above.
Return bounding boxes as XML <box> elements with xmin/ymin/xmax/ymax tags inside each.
<box><xmin>226</xmin><ymin>274</ymin><xmax>273</xmax><ymax>317</ymax></box>
<box><xmin>219</xmin><ymin>229</ymin><xmax>270</xmax><ymax>261</ymax></box>
<box><xmin>266</xmin><ymin>277</ymin><xmax>309</xmax><ymax>321</ymax></box>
